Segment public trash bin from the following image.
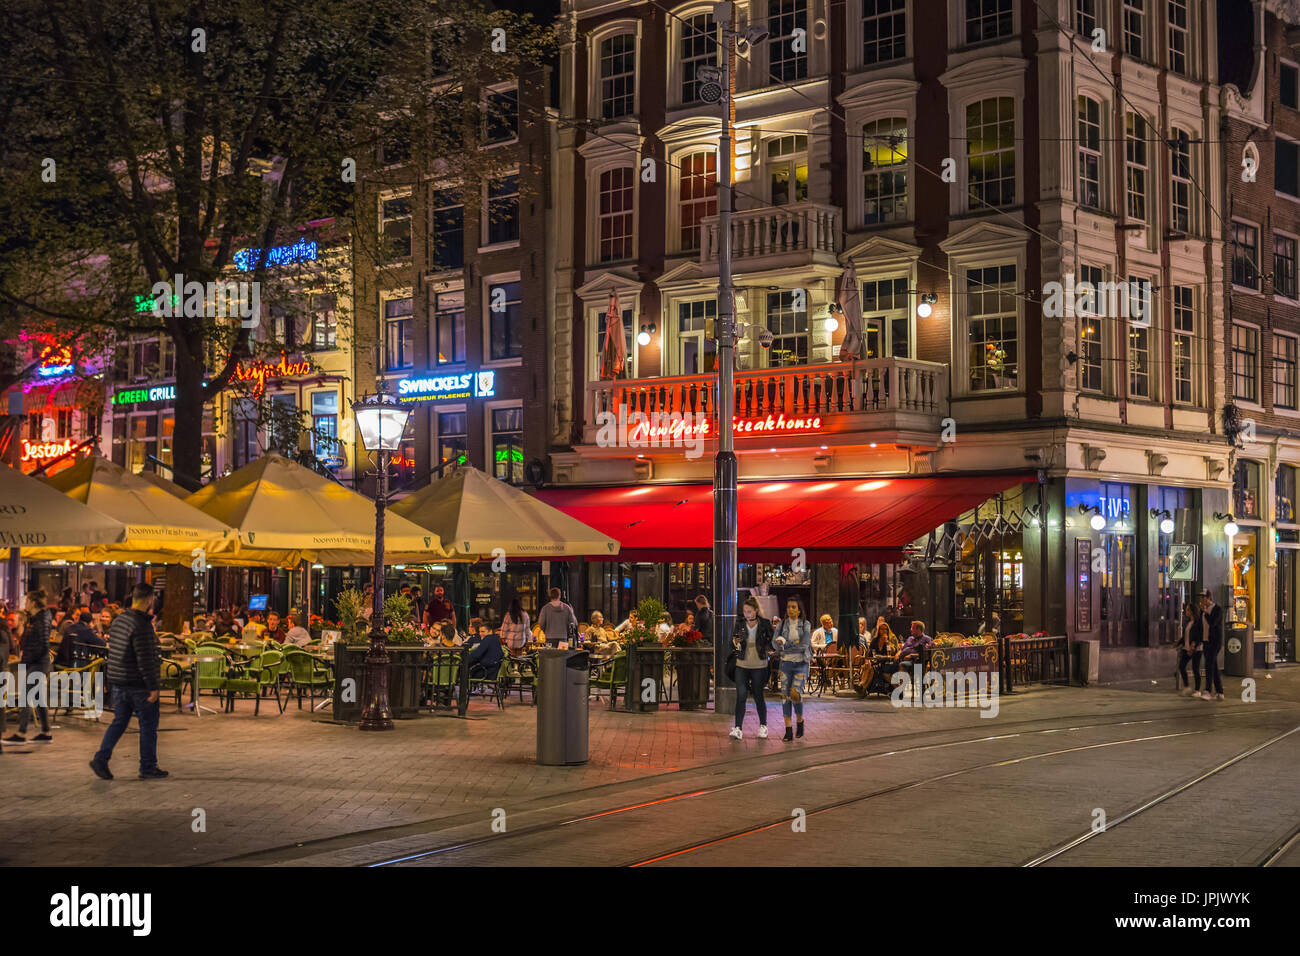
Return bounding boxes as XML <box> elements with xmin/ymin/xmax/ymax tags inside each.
<box><xmin>536</xmin><ymin>648</ymin><xmax>589</xmax><ymax>766</ymax></box>
<box><xmin>1224</xmin><ymin>622</ymin><xmax>1253</xmax><ymax>678</ymax></box>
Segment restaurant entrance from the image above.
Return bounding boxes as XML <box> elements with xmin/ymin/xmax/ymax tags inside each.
<box><xmin>1099</xmin><ymin>532</ymin><xmax>1138</xmax><ymax>646</ymax></box>
<box><xmin>1277</xmin><ymin>548</ymin><xmax>1296</xmax><ymax>662</ymax></box>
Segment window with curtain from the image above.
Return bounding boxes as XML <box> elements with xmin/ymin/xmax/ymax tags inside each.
<box><xmin>434</xmin><ymin>290</ymin><xmax>465</xmax><ymax>366</ymax></box>
<box><xmin>383</xmin><ymin>296</ymin><xmax>414</xmax><ymax>371</ymax></box>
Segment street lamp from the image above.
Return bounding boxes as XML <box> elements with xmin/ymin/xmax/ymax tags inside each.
<box><xmin>352</xmin><ymin>384</ymin><xmax>411</xmax><ymax>732</ymax></box>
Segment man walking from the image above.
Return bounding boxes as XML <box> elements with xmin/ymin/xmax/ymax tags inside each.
<box><xmin>90</xmin><ymin>583</ymin><xmax>168</xmax><ymax>780</ymax></box>
<box><xmin>537</xmin><ymin>588</ymin><xmax>577</xmax><ymax>647</ymax></box>
<box><xmin>1199</xmin><ymin>588</ymin><xmax>1224</xmax><ymax>701</ymax></box>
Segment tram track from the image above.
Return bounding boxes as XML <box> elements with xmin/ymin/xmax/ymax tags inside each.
<box><xmin>360</xmin><ymin>705</ymin><xmax>1294</xmax><ymax>868</ymax></box>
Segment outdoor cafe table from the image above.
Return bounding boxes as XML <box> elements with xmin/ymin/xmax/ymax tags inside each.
<box><xmin>165</xmin><ymin>654</ymin><xmax>224</xmax><ymax>717</ymax></box>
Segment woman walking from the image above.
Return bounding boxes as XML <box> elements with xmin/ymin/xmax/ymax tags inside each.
<box><xmin>6</xmin><ymin>588</ymin><xmax>53</xmax><ymax>744</ymax></box>
<box><xmin>730</xmin><ymin>597</ymin><xmax>773</xmax><ymax>740</ymax></box>
<box><xmin>774</xmin><ymin>597</ymin><xmax>812</xmax><ymax>741</ymax></box>
<box><xmin>1176</xmin><ymin>601</ymin><xmax>1203</xmax><ymax>696</ymax></box>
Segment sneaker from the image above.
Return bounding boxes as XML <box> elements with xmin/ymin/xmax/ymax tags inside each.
<box><xmin>796</xmin><ymin>721</ymin><xmax>805</xmax><ymax>739</ymax></box>
<box><xmin>1216</xmin><ymin>693</ymin><xmax>1224</xmax><ymax>701</ymax></box>
<box><xmin>138</xmin><ymin>767</ymin><xmax>169</xmax><ymax>779</ymax></box>
<box><xmin>1199</xmin><ymin>691</ymin><xmax>1212</xmax><ymax>700</ymax></box>
<box><xmin>782</xmin><ymin>726</ymin><xmax>794</xmax><ymax>742</ymax></box>
<box><xmin>728</xmin><ymin>726</ymin><xmax>743</xmax><ymax>740</ymax></box>
<box><xmin>1179</xmin><ymin>686</ymin><xmax>1194</xmax><ymax>696</ymax></box>
<box><xmin>31</xmin><ymin>734</ymin><xmax>52</xmax><ymax>743</ymax></box>
<box><xmin>89</xmin><ymin>759</ymin><xmax>112</xmax><ymax>780</ymax></box>
<box><xmin>757</xmin><ymin>725</ymin><xmax>769</xmax><ymax>739</ymax></box>
<box><xmin>3</xmin><ymin>734</ymin><xmax>25</xmax><ymax>743</ymax></box>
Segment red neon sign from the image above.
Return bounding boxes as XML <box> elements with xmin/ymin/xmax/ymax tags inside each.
<box><xmin>21</xmin><ymin>438</ymin><xmax>74</xmax><ymax>462</ymax></box>
<box><xmin>234</xmin><ymin>352</ymin><xmax>314</xmax><ymax>399</ymax></box>
<box><xmin>628</xmin><ymin>413</ymin><xmax>823</xmax><ymax>443</ymax></box>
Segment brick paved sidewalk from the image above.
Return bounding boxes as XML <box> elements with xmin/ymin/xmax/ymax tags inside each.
<box><xmin>0</xmin><ymin>670</ymin><xmax>1293</xmax><ymax>866</ymax></box>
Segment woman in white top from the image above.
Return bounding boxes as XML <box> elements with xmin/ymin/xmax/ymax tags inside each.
<box><xmin>499</xmin><ymin>597</ymin><xmax>530</xmax><ymax>653</ymax></box>
<box><xmin>730</xmin><ymin>597</ymin><xmax>774</xmax><ymax>739</ymax></box>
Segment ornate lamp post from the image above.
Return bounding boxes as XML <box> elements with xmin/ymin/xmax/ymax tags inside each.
<box><xmin>351</xmin><ymin>385</ymin><xmax>411</xmax><ymax>731</ymax></box>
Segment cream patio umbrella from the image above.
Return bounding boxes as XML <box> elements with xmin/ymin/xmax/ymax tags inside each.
<box><xmin>0</xmin><ymin>464</ymin><xmax>126</xmax><ymax>550</ymax></box>
<box><xmin>184</xmin><ymin>454</ymin><xmax>448</xmax><ymax>567</ymax></box>
<box><xmin>20</xmin><ymin>456</ymin><xmax>236</xmax><ymax>564</ymax></box>
<box><xmin>389</xmin><ymin>466</ymin><xmax>620</xmax><ymax>560</ymax></box>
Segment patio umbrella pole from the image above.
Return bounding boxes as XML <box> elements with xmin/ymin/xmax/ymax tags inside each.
<box><xmin>360</xmin><ymin>449</ymin><xmax>393</xmax><ymax>731</ymax></box>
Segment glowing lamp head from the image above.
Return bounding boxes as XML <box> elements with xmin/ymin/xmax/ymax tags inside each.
<box><xmin>1224</xmin><ymin>520</ymin><xmax>1240</xmax><ymax>538</ymax></box>
<box><xmin>824</xmin><ymin>316</ymin><xmax>839</xmax><ymax>333</ymax></box>
<box><xmin>1159</xmin><ymin>517</ymin><xmax>1175</xmax><ymax>535</ymax></box>
<box><xmin>915</xmin><ymin>301</ymin><xmax>932</xmax><ymax>319</ymax></box>
<box><xmin>636</xmin><ymin>329</ymin><xmax>651</xmax><ymax>347</ymax></box>
<box><xmin>352</xmin><ymin>392</ymin><xmax>411</xmax><ymax>452</ymax></box>
<box><xmin>1089</xmin><ymin>513</ymin><xmax>1106</xmax><ymax>531</ymax></box>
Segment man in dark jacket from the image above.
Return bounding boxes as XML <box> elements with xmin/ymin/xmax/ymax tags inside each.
<box><xmin>5</xmin><ymin>588</ymin><xmax>54</xmax><ymax>743</ymax></box>
<box><xmin>1199</xmin><ymin>589</ymin><xmax>1225</xmax><ymax>701</ymax></box>
<box><xmin>465</xmin><ymin>622</ymin><xmax>504</xmax><ymax>679</ymax></box>
<box><xmin>90</xmin><ymin>583</ymin><xmax>168</xmax><ymax>780</ymax></box>
<box><xmin>694</xmin><ymin>594</ymin><xmax>714</xmax><ymax>645</ymax></box>
<box><xmin>54</xmin><ymin>612</ymin><xmax>105</xmax><ymax>667</ymax></box>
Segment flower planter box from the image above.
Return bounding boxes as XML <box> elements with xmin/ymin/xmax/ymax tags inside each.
<box><xmin>332</xmin><ymin>644</ymin><xmax>435</xmax><ymax>722</ymax></box>
<box><xmin>672</xmin><ymin>646</ymin><xmax>713</xmax><ymax>710</ymax></box>
<box><xmin>625</xmin><ymin>645</ymin><xmax>667</xmax><ymax>712</ymax></box>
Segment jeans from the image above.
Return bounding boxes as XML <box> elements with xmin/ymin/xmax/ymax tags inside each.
<box><xmin>734</xmin><ymin>666</ymin><xmax>767</xmax><ymax>728</ymax></box>
<box><xmin>779</xmin><ymin>660</ymin><xmax>809</xmax><ymax>720</ymax></box>
<box><xmin>1177</xmin><ymin>647</ymin><xmax>1202</xmax><ymax>690</ymax></box>
<box><xmin>17</xmin><ymin>660</ymin><xmax>50</xmax><ymax>735</ymax></box>
<box><xmin>1203</xmin><ymin>641</ymin><xmax>1223</xmax><ymax>695</ymax></box>
<box><xmin>93</xmin><ymin>686</ymin><xmax>160</xmax><ymax>772</ymax></box>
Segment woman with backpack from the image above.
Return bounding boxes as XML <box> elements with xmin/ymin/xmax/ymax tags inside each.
<box><xmin>730</xmin><ymin>597</ymin><xmax>773</xmax><ymax>740</ymax></box>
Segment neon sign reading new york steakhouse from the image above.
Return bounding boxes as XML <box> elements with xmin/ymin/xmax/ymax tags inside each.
<box><xmin>626</xmin><ymin>412</ymin><xmax>823</xmax><ymax>443</ymax></box>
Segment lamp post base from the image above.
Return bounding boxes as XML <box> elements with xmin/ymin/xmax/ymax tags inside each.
<box><xmin>358</xmin><ymin>632</ymin><xmax>394</xmax><ymax>731</ymax></box>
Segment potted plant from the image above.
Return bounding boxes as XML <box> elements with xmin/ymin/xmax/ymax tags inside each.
<box><xmin>622</xmin><ymin>597</ymin><xmax>668</xmax><ymax>712</ymax></box>
<box><xmin>670</xmin><ymin>623</ymin><xmax>711</xmax><ymax>711</ymax></box>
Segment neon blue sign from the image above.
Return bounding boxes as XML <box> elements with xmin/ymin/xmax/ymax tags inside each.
<box><xmin>233</xmin><ymin>238</ymin><xmax>318</xmax><ymax>271</ymax></box>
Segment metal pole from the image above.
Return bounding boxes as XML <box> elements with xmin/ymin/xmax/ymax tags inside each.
<box><xmin>712</xmin><ymin>6</ymin><xmax>738</xmax><ymax>715</ymax></box>
<box><xmin>360</xmin><ymin>445</ymin><xmax>394</xmax><ymax>731</ymax></box>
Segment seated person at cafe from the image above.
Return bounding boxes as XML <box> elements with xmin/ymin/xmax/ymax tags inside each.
<box><xmin>586</xmin><ymin>611</ymin><xmax>615</xmax><ymax>643</ymax></box>
<box><xmin>464</xmin><ymin>617</ymin><xmax>485</xmax><ymax>649</ymax></box>
<box><xmin>614</xmin><ymin>609</ymin><xmax>640</xmax><ymax>635</ymax></box>
<box><xmin>264</xmin><ymin>611</ymin><xmax>287</xmax><ymax>643</ymax></box>
<box><xmin>857</xmin><ymin>617</ymin><xmax>868</xmax><ymax>646</ymax></box>
<box><xmin>211</xmin><ymin>610</ymin><xmax>240</xmax><ymax>639</ymax></box>
<box><xmin>54</xmin><ymin>612</ymin><xmax>104</xmax><ymax>666</ymax></box>
<box><xmin>282</xmin><ymin>613</ymin><xmax>312</xmax><ymax>646</ymax></box>
<box><xmin>811</xmin><ymin>614</ymin><xmax>837</xmax><ymax>650</ymax></box>
<box><xmin>465</xmin><ymin>622</ymin><xmax>503</xmax><ymax>679</ymax></box>
<box><xmin>430</xmin><ymin>622</ymin><xmax>457</xmax><ymax>647</ymax></box>
<box><xmin>895</xmin><ymin>621</ymin><xmax>933</xmax><ymax>664</ymax></box>
<box><xmin>868</xmin><ymin>619</ymin><xmax>899</xmax><ymax>657</ymax></box>
<box><xmin>241</xmin><ymin>613</ymin><xmax>267</xmax><ymax>641</ymax></box>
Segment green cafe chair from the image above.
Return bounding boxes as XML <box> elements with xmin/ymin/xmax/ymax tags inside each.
<box><xmin>282</xmin><ymin>649</ymin><xmax>331</xmax><ymax>709</ymax></box>
<box><xmin>194</xmin><ymin>651</ymin><xmax>230</xmax><ymax>699</ymax></box>
<box><xmin>423</xmin><ymin>653</ymin><xmax>461</xmax><ymax>710</ymax></box>
<box><xmin>223</xmin><ymin>651</ymin><xmax>285</xmax><ymax>715</ymax></box>
<box><xmin>590</xmin><ymin>653</ymin><xmax>629</xmax><ymax>710</ymax></box>
<box><xmin>159</xmin><ymin>659</ymin><xmax>187</xmax><ymax>710</ymax></box>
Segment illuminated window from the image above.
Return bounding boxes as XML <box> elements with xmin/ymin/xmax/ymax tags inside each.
<box><xmin>1172</xmin><ymin>286</ymin><xmax>1196</xmax><ymax>405</ymax></box>
<box><xmin>863</xmin><ymin>119</ymin><xmax>907</xmax><ymax>224</ymax></box>
<box><xmin>492</xmin><ymin>406</ymin><xmax>524</xmax><ymax>484</ymax></box>
<box><xmin>766</xmin><ymin>291</ymin><xmax>808</xmax><ymax>368</ymax></box>
<box><xmin>434</xmin><ymin>290</ymin><xmax>465</xmax><ymax>366</ymax></box>
<box><xmin>309</xmin><ymin>293</ymin><xmax>338</xmax><ymax>350</ymax></box>
<box><xmin>678</xmin><ymin>151</ymin><xmax>717</xmax><ymax>251</ymax></box>
<box><xmin>437</xmin><ymin>411</ymin><xmax>468</xmax><ymax>470</ymax></box>
<box><xmin>966</xmin><ymin>98</ymin><xmax>1015</xmax><ymax>208</ymax></box>
<box><xmin>966</xmin><ymin>264</ymin><xmax>1018</xmax><ymax>391</ymax></box>
<box><xmin>767</xmin><ymin>135</ymin><xmax>808</xmax><ymax>206</ymax></box>
<box><xmin>383</xmin><ymin>296</ymin><xmax>414</xmax><ymax>371</ymax></box>
<box><xmin>1078</xmin><ymin>264</ymin><xmax>1104</xmax><ymax>393</ymax></box>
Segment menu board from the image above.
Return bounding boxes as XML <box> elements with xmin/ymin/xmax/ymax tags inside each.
<box><xmin>1076</xmin><ymin>538</ymin><xmax>1092</xmax><ymax>631</ymax></box>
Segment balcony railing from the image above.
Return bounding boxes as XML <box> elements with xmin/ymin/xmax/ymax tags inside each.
<box><xmin>583</xmin><ymin>357</ymin><xmax>949</xmax><ymax>446</ymax></box>
<box><xmin>699</xmin><ymin>202</ymin><xmax>840</xmax><ymax>264</ymax></box>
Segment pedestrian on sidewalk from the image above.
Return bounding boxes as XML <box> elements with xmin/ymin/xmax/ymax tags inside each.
<box><xmin>1176</xmin><ymin>601</ymin><xmax>1203</xmax><ymax>696</ymax></box>
<box><xmin>774</xmin><ymin>597</ymin><xmax>812</xmax><ymax>741</ymax></box>
<box><xmin>1199</xmin><ymin>589</ymin><xmax>1224</xmax><ymax>701</ymax></box>
<box><xmin>5</xmin><ymin>588</ymin><xmax>54</xmax><ymax>745</ymax></box>
<box><xmin>730</xmin><ymin>597</ymin><xmax>773</xmax><ymax>740</ymax></box>
<box><xmin>90</xmin><ymin>583</ymin><xmax>168</xmax><ymax>780</ymax></box>
<box><xmin>537</xmin><ymin>588</ymin><xmax>577</xmax><ymax>647</ymax></box>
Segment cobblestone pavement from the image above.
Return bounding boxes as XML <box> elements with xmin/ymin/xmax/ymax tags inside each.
<box><xmin>1</xmin><ymin>666</ymin><xmax>1296</xmax><ymax>866</ymax></box>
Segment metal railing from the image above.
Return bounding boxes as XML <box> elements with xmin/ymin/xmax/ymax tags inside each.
<box><xmin>1001</xmin><ymin>635</ymin><xmax>1070</xmax><ymax>692</ymax></box>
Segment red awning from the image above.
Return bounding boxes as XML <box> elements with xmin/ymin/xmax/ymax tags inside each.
<box><xmin>533</xmin><ymin>474</ymin><xmax>1033</xmax><ymax>563</ymax></box>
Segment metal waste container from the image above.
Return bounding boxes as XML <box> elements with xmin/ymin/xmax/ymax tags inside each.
<box><xmin>536</xmin><ymin>648</ymin><xmax>589</xmax><ymax>765</ymax></box>
<box><xmin>1224</xmin><ymin>622</ymin><xmax>1253</xmax><ymax>678</ymax></box>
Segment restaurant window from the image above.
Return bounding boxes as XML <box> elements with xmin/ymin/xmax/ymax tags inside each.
<box><xmin>1172</xmin><ymin>286</ymin><xmax>1196</xmax><ymax>404</ymax></box>
<box><xmin>965</xmin><ymin>0</ymin><xmax>1012</xmax><ymax>43</ymax></box>
<box><xmin>487</xmin><ymin>280</ymin><xmax>522</xmax><ymax>361</ymax></box>
<box><xmin>25</xmin><ymin>411</ymin><xmax>41</xmax><ymax>440</ymax></box>
<box><xmin>678</xmin><ymin>299</ymin><xmax>717</xmax><ymax>375</ymax></box>
<box><xmin>862</xmin><ymin>118</ymin><xmax>907</xmax><ymax>225</ymax></box>
<box><xmin>492</xmin><ymin>405</ymin><xmax>524</xmax><ymax>485</ymax></box>
<box><xmin>380</xmin><ymin>196</ymin><xmax>412</xmax><ymax>261</ymax></box>
<box><xmin>55</xmin><ymin>408</ymin><xmax>73</xmax><ymax>439</ymax></box>
<box><xmin>1170</xmin><ymin>128</ymin><xmax>1192</xmax><ymax>233</ymax></box>
<box><xmin>766</xmin><ymin>291</ymin><xmax>808</xmax><ymax>368</ymax></box>
<box><xmin>766</xmin><ymin>0</ymin><xmax>807</xmax><ymax>82</ymax></box>
<box><xmin>383</xmin><ymin>296</ymin><xmax>414</xmax><ymax>371</ymax></box>
<box><xmin>965</xmin><ymin>264</ymin><xmax>1018</xmax><ymax>391</ymax></box>
<box><xmin>1232</xmin><ymin>221</ymin><xmax>1259</xmax><ymax>289</ymax></box>
<box><xmin>311</xmin><ymin>391</ymin><xmax>339</xmax><ymax>458</ymax></box>
<box><xmin>596</xmin><ymin>304</ymin><xmax>635</xmax><ymax>379</ymax></box>
<box><xmin>1275</xmin><ymin>233</ymin><xmax>1298</xmax><ymax>299</ymax></box>
<box><xmin>1077</xmin><ymin>96</ymin><xmax>1102</xmax><ymax>210</ymax></box>
<box><xmin>389</xmin><ymin>416</ymin><xmax>417</xmax><ymax>490</ymax></box>
<box><xmin>127</xmin><ymin>415</ymin><xmax>157</xmax><ymax>474</ymax></box>
<box><xmin>860</xmin><ymin>276</ymin><xmax>911</xmax><ymax>359</ymax></box>
<box><xmin>485</xmin><ymin>174</ymin><xmax>520</xmax><ymax>245</ymax></box>
<box><xmin>1277</xmin><ymin>138</ymin><xmax>1300</xmax><ymax>198</ymax></box>
<box><xmin>431</xmin><ymin>189</ymin><xmax>464</xmax><ymax>270</ymax></box>
<box><xmin>1276</xmin><ymin>333</ymin><xmax>1299</xmax><ymax>410</ymax></box>
<box><xmin>597</xmin><ymin>167</ymin><xmax>635</xmax><ymax>262</ymax></box>
<box><xmin>436</xmin><ymin>411</ymin><xmax>468</xmax><ymax>471</ymax></box>
<box><xmin>678</xmin><ymin>151</ymin><xmax>716</xmax><ymax>252</ymax></box>
<box><xmin>309</xmin><ymin>293</ymin><xmax>338</xmax><ymax>350</ymax></box>
<box><xmin>1232</xmin><ymin>323</ymin><xmax>1259</xmax><ymax>403</ymax></box>
<box><xmin>1233</xmin><ymin>459</ymin><xmax>1261</xmax><ymax>519</ymax></box>
<box><xmin>1167</xmin><ymin>0</ymin><xmax>1189</xmax><ymax>75</ymax></box>
<box><xmin>679</xmin><ymin>12</ymin><xmax>719</xmax><ymax>105</ymax></box>
<box><xmin>1077</xmin><ymin>264</ymin><xmax>1104</xmax><ymax>393</ymax></box>
<box><xmin>1278</xmin><ymin>464</ymin><xmax>1298</xmax><ymax>524</ymax></box>
<box><xmin>233</xmin><ymin>399</ymin><xmax>258</xmax><ymax>469</ymax></box>
<box><xmin>1125</xmin><ymin>111</ymin><xmax>1149</xmax><ymax>222</ymax></box>
<box><xmin>483</xmin><ymin>86</ymin><xmax>518</xmax><ymax>145</ymax></box>
<box><xmin>1127</xmin><ymin>275</ymin><xmax>1153</xmax><ymax>399</ymax></box>
<box><xmin>1232</xmin><ymin>528</ymin><xmax>1260</xmax><ymax>627</ymax></box>
<box><xmin>1153</xmin><ymin>484</ymin><xmax>1195</xmax><ymax>645</ymax></box>
<box><xmin>767</xmin><ymin>135</ymin><xmax>808</xmax><ymax>206</ymax></box>
<box><xmin>434</xmin><ymin>290</ymin><xmax>466</xmax><ymax>366</ymax></box>
<box><xmin>966</xmin><ymin>97</ymin><xmax>1015</xmax><ymax>208</ymax></box>
<box><xmin>1123</xmin><ymin>0</ymin><xmax>1146</xmax><ymax>59</ymax></box>
<box><xmin>599</xmin><ymin>34</ymin><xmax>636</xmax><ymax>120</ymax></box>
<box><xmin>863</xmin><ymin>0</ymin><xmax>905</xmax><ymax>65</ymax></box>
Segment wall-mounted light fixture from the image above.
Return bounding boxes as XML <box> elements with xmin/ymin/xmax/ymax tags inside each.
<box><xmin>1213</xmin><ymin>512</ymin><xmax>1239</xmax><ymax>538</ymax></box>
<box><xmin>1079</xmin><ymin>503</ymin><xmax>1106</xmax><ymax>531</ymax></box>
<box><xmin>1150</xmin><ymin>508</ymin><xmax>1175</xmax><ymax>535</ymax></box>
<box><xmin>637</xmin><ymin>322</ymin><xmax>657</xmax><ymax>347</ymax></box>
<box><xmin>915</xmin><ymin>292</ymin><xmax>938</xmax><ymax>318</ymax></box>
